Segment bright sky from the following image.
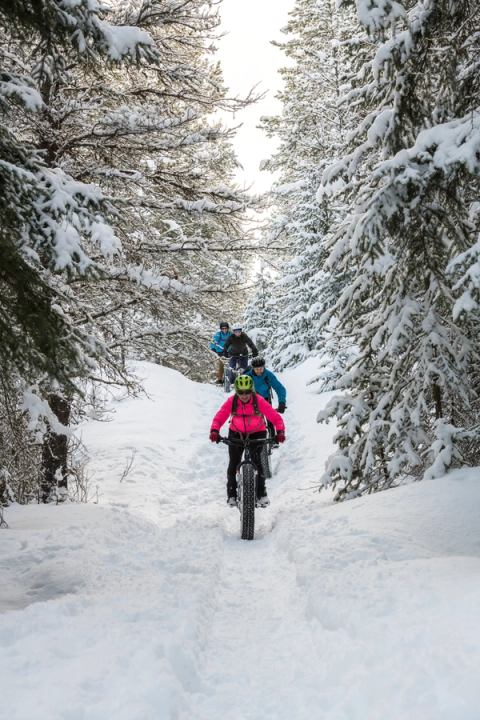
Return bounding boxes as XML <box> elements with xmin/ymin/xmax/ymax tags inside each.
<box><xmin>217</xmin><ymin>0</ymin><xmax>293</xmax><ymax>193</ymax></box>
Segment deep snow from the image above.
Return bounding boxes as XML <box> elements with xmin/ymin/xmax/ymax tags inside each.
<box><xmin>1</xmin><ymin>360</ymin><xmax>480</xmax><ymax>720</ymax></box>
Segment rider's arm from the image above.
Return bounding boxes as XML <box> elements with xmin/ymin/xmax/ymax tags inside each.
<box><xmin>210</xmin><ymin>331</ymin><xmax>222</xmax><ymax>353</ymax></box>
<box><xmin>211</xmin><ymin>396</ymin><xmax>234</xmax><ymax>432</ymax></box>
<box><xmin>257</xmin><ymin>395</ymin><xmax>285</xmax><ymax>432</ymax></box>
<box><xmin>267</xmin><ymin>370</ymin><xmax>286</xmax><ymax>404</ymax></box>
<box><xmin>244</xmin><ymin>334</ymin><xmax>258</xmax><ymax>357</ymax></box>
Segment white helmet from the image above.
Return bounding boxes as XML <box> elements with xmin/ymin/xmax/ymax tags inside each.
<box><xmin>232</xmin><ymin>323</ymin><xmax>242</xmax><ymax>331</ymax></box>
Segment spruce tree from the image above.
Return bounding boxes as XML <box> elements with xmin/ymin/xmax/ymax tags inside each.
<box><xmin>319</xmin><ymin>0</ymin><xmax>480</xmax><ymax>498</ymax></box>
<box><xmin>258</xmin><ymin>0</ymin><xmax>353</xmax><ymax>370</ymax></box>
<box><xmin>0</xmin><ymin>0</ymin><xmax>158</xmax><ymax>391</ymax></box>
<box><xmin>0</xmin><ymin>0</ymin><xmax>254</xmax><ymax>502</ymax></box>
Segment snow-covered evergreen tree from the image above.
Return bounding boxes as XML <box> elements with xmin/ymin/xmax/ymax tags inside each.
<box><xmin>3</xmin><ymin>0</ymin><xmax>253</xmax><ymax>383</ymax></box>
<box><xmin>0</xmin><ymin>0</ymin><xmax>254</xmax><ymax>502</ymax></box>
<box><xmin>257</xmin><ymin>0</ymin><xmax>353</xmax><ymax>371</ymax></box>
<box><xmin>0</xmin><ymin>0</ymin><xmax>160</xmax><ymax>393</ymax></box>
<box><xmin>244</xmin><ymin>260</ymin><xmax>280</xmax><ymax>355</ymax></box>
<box><xmin>0</xmin><ymin>0</ymin><xmax>165</xmax><ymax>502</ymax></box>
<box><xmin>319</xmin><ymin>0</ymin><xmax>480</xmax><ymax>499</ymax></box>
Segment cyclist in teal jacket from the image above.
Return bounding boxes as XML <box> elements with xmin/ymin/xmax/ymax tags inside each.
<box><xmin>245</xmin><ymin>357</ymin><xmax>286</xmax><ymax>446</ymax></box>
<box><xmin>210</xmin><ymin>321</ymin><xmax>231</xmax><ymax>384</ymax></box>
<box><xmin>245</xmin><ymin>357</ymin><xmax>286</xmax><ymax>412</ymax></box>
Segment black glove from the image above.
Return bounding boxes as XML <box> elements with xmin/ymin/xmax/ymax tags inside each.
<box><xmin>276</xmin><ymin>430</ymin><xmax>286</xmax><ymax>443</ymax></box>
<box><xmin>277</xmin><ymin>402</ymin><xmax>286</xmax><ymax>414</ymax></box>
<box><xmin>209</xmin><ymin>429</ymin><xmax>220</xmax><ymax>443</ymax></box>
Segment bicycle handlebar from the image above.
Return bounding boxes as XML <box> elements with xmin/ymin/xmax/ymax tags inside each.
<box><xmin>218</xmin><ymin>435</ymin><xmax>276</xmax><ymax>447</ymax></box>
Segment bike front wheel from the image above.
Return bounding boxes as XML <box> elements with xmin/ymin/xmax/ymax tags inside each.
<box><xmin>238</xmin><ymin>463</ymin><xmax>256</xmax><ymax>540</ymax></box>
<box><xmin>223</xmin><ymin>372</ymin><xmax>230</xmax><ymax>393</ymax></box>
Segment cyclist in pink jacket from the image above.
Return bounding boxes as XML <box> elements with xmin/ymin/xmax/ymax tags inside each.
<box><xmin>209</xmin><ymin>374</ymin><xmax>285</xmax><ymax>507</ymax></box>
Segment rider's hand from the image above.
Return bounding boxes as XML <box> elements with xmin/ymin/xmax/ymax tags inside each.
<box><xmin>209</xmin><ymin>429</ymin><xmax>220</xmax><ymax>443</ymax></box>
<box><xmin>277</xmin><ymin>402</ymin><xmax>286</xmax><ymax>414</ymax></box>
<box><xmin>276</xmin><ymin>430</ymin><xmax>286</xmax><ymax>443</ymax></box>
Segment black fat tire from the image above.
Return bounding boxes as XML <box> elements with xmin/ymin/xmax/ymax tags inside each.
<box><xmin>240</xmin><ymin>463</ymin><xmax>256</xmax><ymax>540</ymax></box>
<box><xmin>260</xmin><ymin>444</ymin><xmax>272</xmax><ymax>479</ymax></box>
<box><xmin>223</xmin><ymin>368</ymin><xmax>230</xmax><ymax>393</ymax></box>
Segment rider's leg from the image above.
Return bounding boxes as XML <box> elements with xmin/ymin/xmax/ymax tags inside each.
<box><xmin>249</xmin><ymin>431</ymin><xmax>268</xmax><ymax>499</ymax></box>
<box><xmin>227</xmin><ymin>431</ymin><xmax>243</xmax><ymax>499</ymax></box>
<box><xmin>216</xmin><ymin>356</ymin><xmax>224</xmax><ymax>384</ymax></box>
<box><xmin>228</xmin><ymin>357</ymin><xmax>236</xmax><ymax>384</ymax></box>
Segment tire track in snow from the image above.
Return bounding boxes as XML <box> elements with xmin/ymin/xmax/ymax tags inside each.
<box><xmin>178</xmin><ymin>529</ymin><xmax>327</xmax><ymax>720</ymax></box>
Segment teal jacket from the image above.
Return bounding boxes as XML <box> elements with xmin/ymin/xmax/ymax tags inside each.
<box><xmin>210</xmin><ymin>330</ymin><xmax>231</xmax><ymax>354</ymax></box>
<box><xmin>245</xmin><ymin>367</ymin><xmax>286</xmax><ymax>404</ymax></box>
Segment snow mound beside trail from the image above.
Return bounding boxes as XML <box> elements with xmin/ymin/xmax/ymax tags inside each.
<box><xmin>270</xmin><ymin>469</ymin><xmax>480</xmax><ymax>720</ymax></box>
<box><xmin>0</xmin><ymin>500</ymin><xmax>226</xmax><ymax>720</ymax></box>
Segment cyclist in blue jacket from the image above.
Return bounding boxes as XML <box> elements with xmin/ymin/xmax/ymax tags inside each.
<box><xmin>210</xmin><ymin>321</ymin><xmax>232</xmax><ymax>384</ymax></box>
<box><xmin>245</xmin><ymin>357</ymin><xmax>287</xmax><ymax>412</ymax></box>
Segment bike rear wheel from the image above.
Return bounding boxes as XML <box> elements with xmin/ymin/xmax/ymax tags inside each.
<box><xmin>238</xmin><ymin>463</ymin><xmax>256</xmax><ymax>540</ymax></box>
<box><xmin>260</xmin><ymin>444</ymin><xmax>272</xmax><ymax>479</ymax></box>
<box><xmin>261</xmin><ymin>424</ymin><xmax>275</xmax><ymax>478</ymax></box>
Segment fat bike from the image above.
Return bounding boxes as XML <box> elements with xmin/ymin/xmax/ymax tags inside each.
<box><xmin>220</xmin><ymin>435</ymin><xmax>274</xmax><ymax>541</ymax></box>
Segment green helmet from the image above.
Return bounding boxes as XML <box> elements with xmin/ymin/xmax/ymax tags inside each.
<box><xmin>234</xmin><ymin>374</ymin><xmax>253</xmax><ymax>392</ymax></box>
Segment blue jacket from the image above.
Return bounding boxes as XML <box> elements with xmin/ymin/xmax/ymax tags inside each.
<box><xmin>245</xmin><ymin>367</ymin><xmax>286</xmax><ymax>404</ymax></box>
<box><xmin>210</xmin><ymin>330</ymin><xmax>232</xmax><ymax>354</ymax></box>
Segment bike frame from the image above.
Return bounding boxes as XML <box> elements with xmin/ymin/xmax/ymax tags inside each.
<box><xmin>222</xmin><ymin>354</ymin><xmax>250</xmax><ymax>392</ymax></box>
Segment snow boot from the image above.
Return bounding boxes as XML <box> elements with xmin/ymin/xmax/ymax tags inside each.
<box><xmin>227</xmin><ymin>478</ymin><xmax>237</xmax><ymax>507</ymax></box>
<box><xmin>256</xmin><ymin>481</ymin><xmax>269</xmax><ymax>508</ymax></box>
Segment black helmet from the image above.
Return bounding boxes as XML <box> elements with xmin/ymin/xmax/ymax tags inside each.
<box><xmin>219</xmin><ymin>321</ymin><xmax>229</xmax><ymax>329</ymax></box>
<box><xmin>251</xmin><ymin>356</ymin><xmax>265</xmax><ymax>368</ymax></box>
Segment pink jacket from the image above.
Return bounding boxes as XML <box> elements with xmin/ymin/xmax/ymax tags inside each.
<box><xmin>211</xmin><ymin>393</ymin><xmax>285</xmax><ymax>435</ymax></box>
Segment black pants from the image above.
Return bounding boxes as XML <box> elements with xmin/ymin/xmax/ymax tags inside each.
<box><xmin>227</xmin><ymin>355</ymin><xmax>248</xmax><ymax>383</ymax></box>
<box><xmin>227</xmin><ymin>430</ymin><xmax>267</xmax><ymax>498</ymax></box>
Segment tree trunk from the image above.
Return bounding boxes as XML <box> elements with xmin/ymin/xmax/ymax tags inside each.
<box><xmin>41</xmin><ymin>394</ymin><xmax>71</xmax><ymax>503</ymax></box>
<box><xmin>432</xmin><ymin>381</ymin><xmax>443</xmax><ymax>420</ymax></box>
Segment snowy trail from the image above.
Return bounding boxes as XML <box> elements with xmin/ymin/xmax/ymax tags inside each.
<box><xmin>166</xmin><ymin>363</ymin><xmax>335</xmax><ymax>718</ymax></box>
<box><xmin>156</xmin><ymin>363</ymin><xmax>349</xmax><ymax>718</ymax></box>
<box><xmin>181</xmin><ymin>526</ymin><xmax>333</xmax><ymax>720</ymax></box>
<box><xmin>2</xmin><ymin>360</ymin><xmax>480</xmax><ymax>719</ymax></box>
<box><xmin>83</xmin><ymin>361</ymin><xmax>334</xmax><ymax>719</ymax></box>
